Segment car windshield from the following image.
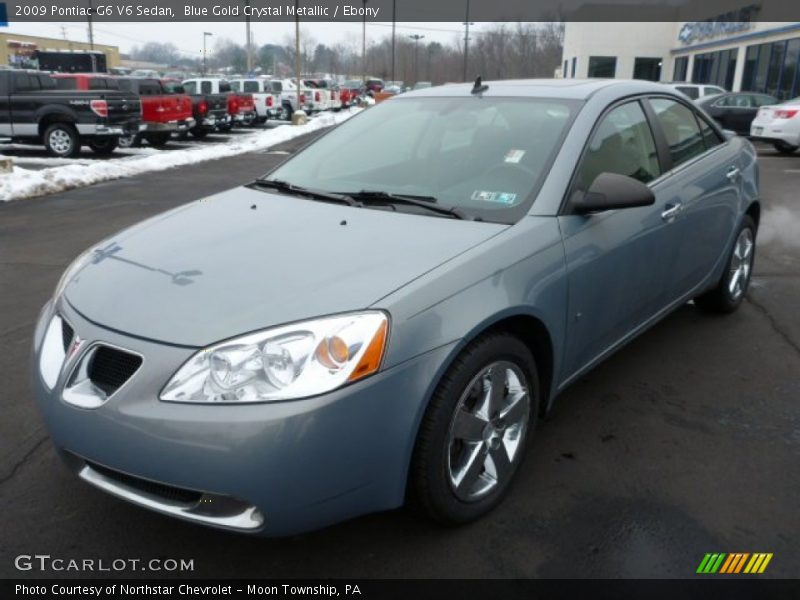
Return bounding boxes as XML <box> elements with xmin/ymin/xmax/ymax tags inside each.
<box><xmin>266</xmin><ymin>96</ymin><xmax>579</xmax><ymax>223</ymax></box>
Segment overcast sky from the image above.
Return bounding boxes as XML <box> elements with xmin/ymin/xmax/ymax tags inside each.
<box><xmin>6</xmin><ymin>21</ymin><xmax>479</xmax><ymax>57</ymax></box>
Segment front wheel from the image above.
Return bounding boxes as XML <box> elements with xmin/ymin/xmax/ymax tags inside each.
<box><xmin>43</xmin><ymin>123</ymin><xmax>80</xmax><ymax>158</ymax></box>
<box><xmin>408</xmin><ymin>332</ymin><xmax>539</xmax><ymax>524</ymax></box>
<box><xmin>87</xmin><ymin>137</ymin><xmax>119</xmax><ymax>155</ymax></box>
<box><xmin>694</xmin><ymin>215</ymin><xmax>756</xmax><ymax>314</ymax></box>
<box><xmin>118</xmin><ymin>133</ymin><xmax>140</xmax><ymax>149</ymax></box>
<box><xmin>773</xmin><ymin>140</ymin><xmax>798</xmax><ymax>155</ymax></box>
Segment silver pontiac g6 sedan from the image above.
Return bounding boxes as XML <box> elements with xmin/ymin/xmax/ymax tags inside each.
<box><xmin>32</xmin><ymin>79</ymin><xmax>759</xmax><ymax>535</ymax></box>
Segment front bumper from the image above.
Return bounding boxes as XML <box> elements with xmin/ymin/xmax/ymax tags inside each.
<box><xmin>31</xmin><ymin>299</ymin><xmax>454</xmax><ymax>536</ymax></box>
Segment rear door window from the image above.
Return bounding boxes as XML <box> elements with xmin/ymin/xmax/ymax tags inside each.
<box><xmin>648</xmin><ymin>98</ymin><xmax>707</xmax><ymax>167</ymax></box>
<box><xmin>89</xmin><ymin>78</ymin><xmax>107</xmax><ymax>90</ymax></box>
<box><xmin>182</xmin><ymin>81</ymin><xmax>197</xmax><ymax>94</ymax></box>
<box><xmin>219</xmin><ymin>81</ymin><xmax>232</xmax><ymax>93</ymax></box>
<box><xmin>200</xmin><ymin>81</ymin><xmax>212</xmax><ymax>94</ymax></box>
<box><xmin>54</xmin><ymin>77</ymin><xmax>77</xmax><ymax>90</ymax></box>
<box><xmin>675</xmin><ymin>86</ymin><xmax>699</xmax><ymax>100</ymax></box>
<box><xmin>243</xmin><ymin>81</ymin><xmax>260</xmax><ymax>93</ymax></box>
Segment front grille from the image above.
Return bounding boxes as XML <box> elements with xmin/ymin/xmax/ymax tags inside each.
<box><xmin>61</xmin><ymin>319</ymin><xmax>74</xmax><ymax>352</ymax></box>
<box><xmin>86</xmin><ymin>461</ymin><xmax>202</xmax><ymax>505</ymax></box>
<box><xmin>87</xmin><ymin>346</ymin><xmax>142</xmax><ymax>396</ymax></box>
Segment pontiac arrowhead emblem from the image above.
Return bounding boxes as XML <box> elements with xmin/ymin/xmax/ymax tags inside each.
<box><xmin>66</xmin><ymin>335</ymin><xmax>85</xmax><ymax>361</ymax></box>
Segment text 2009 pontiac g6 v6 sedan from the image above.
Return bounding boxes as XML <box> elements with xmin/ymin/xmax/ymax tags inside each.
<box><xmin>32</xmin><ymin>79</ymin><xmax>760</xmax><ymax>535</ymax></box>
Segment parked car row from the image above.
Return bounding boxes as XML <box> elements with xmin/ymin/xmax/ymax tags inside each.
<box><xmin>0</xmin><ymin>69</ymin><xmax>361</xmax><ymax>158</ymax></box>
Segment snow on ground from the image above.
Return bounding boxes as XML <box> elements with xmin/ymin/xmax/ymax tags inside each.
<box><xmin>0</xmin><ymin>109</ymin><xmax>360</xmax><ymax>202</ymax></box>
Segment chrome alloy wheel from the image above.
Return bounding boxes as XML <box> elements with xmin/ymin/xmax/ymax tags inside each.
<box><xmin>446</xmin><ymin>361</ymin><xmax>530</xmax><ymax>502</ymax></box>
<box><xmin>48</xmin><ymin>129</ymin><xmax>73</xmax><ymax>155</ymax></box>
<box><xmin>729</xmin><ymin>228</ymin><xmax>754</xmax><ymax>300</ymax></box>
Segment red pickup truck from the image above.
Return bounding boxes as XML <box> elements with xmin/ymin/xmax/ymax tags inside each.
<box><xmin>223</xmin><ymin>92</ymin><xmax>256</xmax><ymax>130</ymax></box>
<box><xmin>114</xmin><ymin>77</ymin><xmax>194</xmax><ymax>147</ymax></box>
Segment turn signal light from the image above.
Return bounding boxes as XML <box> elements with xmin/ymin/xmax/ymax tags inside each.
<box><xmin>348</xmin><ymin>320</ymin><xmax>388</xmax><ymax>382</ymax></box>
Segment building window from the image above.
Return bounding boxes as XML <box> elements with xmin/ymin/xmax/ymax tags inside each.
<box><xmin>571</xmin><ymin>57</ymin><xmax>577</xmax><ymax>78</ymax></box>
<box><xmin>673</xmin><ymin>56</ymin><xmax>688</xmax><ymax>81</ymax></box>
<box><xmin>692</xmin><ymin>48</ymin><xmax>736</xmax><ymax>90</ymax></box>
<box><xmin>742</xmin><ymin>37</ymin><xmax>800</xmax><ymax>101</ymax></box>
<box><xmin>633</xmin><ymin>57</ymin><xmax>662</xmax><ymax>81</ymax></box>
<box><xmin>587</xmin><ymin>56</ymin><xmax>617</xmax><ymax>78</ymax></box>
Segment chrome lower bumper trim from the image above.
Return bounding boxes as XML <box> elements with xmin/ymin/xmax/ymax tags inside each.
<box><xmin>79</xmin><ymin>463</ymin><xmax>265</xmax><ymax>531</ymax></box>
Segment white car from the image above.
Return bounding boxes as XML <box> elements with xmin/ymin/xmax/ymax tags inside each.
<box><xmin>750</xmin><ymin>99</ymin><xmax>800</xmax><ymax>154</ymax></box>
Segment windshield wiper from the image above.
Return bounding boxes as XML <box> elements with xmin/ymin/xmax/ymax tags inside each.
<box><xmin>251</xmin><ymin>179</ymin><xmax>361</xmax><ymax>207</ymax></box>
<box><xmin>350</xmin><ymin>190</ymin><xmax>467</xmax><ymax>220</ymax></box>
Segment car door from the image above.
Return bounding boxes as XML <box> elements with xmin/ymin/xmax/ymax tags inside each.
<box><xmin>558</xmin><ymin>99</ymin><xmax>676</xmax><ymax>377</ymax></box>
<box><xmin>9</xmin><ymin>72</ymin><xmax>40</xmax><ymax>136</ymax></box>
<box><xmin>726</xmin><ymin>94</ymin><xmax>757</xmax><ymax>135</ymax></box>
<box><xmin>645</xmin><ymin>96</ymin><xmax>741</xmax><ymax>300</ymax></box>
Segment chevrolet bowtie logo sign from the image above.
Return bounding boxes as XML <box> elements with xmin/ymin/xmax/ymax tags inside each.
<box><xmin>697</xmin><ymin>553</ymin><xmax>773</xmax><ymax>574</ymax></box>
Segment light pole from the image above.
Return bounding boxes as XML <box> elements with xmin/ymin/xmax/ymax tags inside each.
<box><xmin>203</xmin><ymin>32</ymin><xmax>213</xmax><ymax>75</ymax></box>
<box><xmin>87</xmin><ymin>0</ymin><xmax>94</xmax><ymax>50</ymax></box>
<box><xmin>409</xmin><ymin>34</ymin><xmax>424</xmax><ymax>85</ymax></box>
<box><xmin>391</xmin><ymin>0</ymin><xmax>396</xmax><ymax>84</ymax></box>
<box><xmin>362</xmin><ymin>0</ymin><xmax>368</xmax><ymax>85</ymax></box>
<box><xmin>295</xmin><ymin>0</ymin><xmax>301</xmax><ymax>111</ymax></box>
<box><xmin>463</xmin><ymin>0</ymin><xmax>473</xmax><ymax>82</ymax></box>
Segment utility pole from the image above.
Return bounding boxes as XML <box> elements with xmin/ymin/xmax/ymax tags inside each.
<box><xmin>60</xmin><ymin>26</ymin><xmax>67</xmax><ymax>40</ymax></box>
<box><xmin>362</xmin><ymin>0</ymin><xmax>368</xmax><ymax>84</ymax></box>
<box><xmin>245</xmin><ymin>0</ymin><xmax>252</xmax><ymax>73</ymax></box>
<box><xmin>409</xmin><ymin>34</ymin><xmax>424</xmax><ymax>85</ymax></box>
<box><xmin>87</xmin><ymin>0</ymin><xmax>94</xmax><ymax>50</ymax></box>
<box><xmin>463</xmin><ymin>0</ymin><xmax>473</xmax><ymax>82</ymax></box>
<box><xmin>295</xmin><ymin>0</ymin><xmax>301</xmax><ymax>111</ymax></box>
<box><xmin>391</xmin><ymin>0</ymin><xmax>396</xmax><ymax>84</ymax></box>
<box><xmin>203</xmin><ymin>32</ymin><xmax>212</xmax><ymax>75</ymax></box>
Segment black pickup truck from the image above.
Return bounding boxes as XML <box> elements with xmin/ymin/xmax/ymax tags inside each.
<box><xmin>0</xmin><ymin>69</ymin><xmax>141</xmax><ymax>157</ymax></box>
<box><xmin>178</xmin><ymin>79</ymin><xmax>230</xmax><ymax>138</ymax></box>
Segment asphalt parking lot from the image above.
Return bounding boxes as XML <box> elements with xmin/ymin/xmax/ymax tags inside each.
<box><xmin>0</xmin><ymin>137</ymin><xmax>798</xmax><ymax>579</ymax></box>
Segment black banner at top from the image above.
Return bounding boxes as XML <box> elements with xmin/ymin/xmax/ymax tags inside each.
<box><xmin>7</xmin><ymin>0</ymin><xmax>800</xmax><ymax>22</ymax></box>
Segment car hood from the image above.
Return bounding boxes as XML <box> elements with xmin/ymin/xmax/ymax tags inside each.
<box><xmin>64</xmin><ymin>187</ymin><xmax>506</xmax><ymax>347</ymax></box>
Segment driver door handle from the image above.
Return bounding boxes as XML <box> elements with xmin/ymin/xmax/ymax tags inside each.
<box><xmin>661</xmin><ymin>202</ymin><xmax>683</xmax><ymax>221</ymax></box>
<box><xmin>726</xmin><ymin>166</ymin><xmax>741</xmax><ymax>181</ymax></box>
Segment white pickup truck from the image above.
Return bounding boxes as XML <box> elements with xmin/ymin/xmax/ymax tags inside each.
<box><xmin>307</xmin><ymin>79</ymin><xmax>343</xmax><ymax>112</ymax></box>
<box><xmin>266</xmin><ymin>79</ymin><xmax>312</xmax><ymax>118</ymax></box>
<box><xmin>229</xmin><ymin>78</ymin><xmax>281</xmax><ymax>124</ymax></box>
<box><xmin>182</xmin><ymin>78</ymin><xmax>257</xmax><ymax>129</ymax></box>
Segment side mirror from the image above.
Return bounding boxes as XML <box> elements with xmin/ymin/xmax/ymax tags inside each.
<box><xmin>722</xmin><ymin>129</ymin><xmax>737</xmax><ymax>140</ymax></box>
<box><xmin>572</xmin><ymin>172</ymin><xmax>655</xmax><ymax>214</ymax></box>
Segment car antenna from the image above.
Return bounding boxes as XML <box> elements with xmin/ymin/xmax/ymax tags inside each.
<box><xmin>471</xmin><ymin>75</ymin><xmax>489</xmax><ymax>96</ymax></box>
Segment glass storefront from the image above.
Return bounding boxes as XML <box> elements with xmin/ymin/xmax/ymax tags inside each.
<box><xmin>673</xmin><ymin>56</ymin><xmax>689</xmax><ymax>81</ymax></box>
<box><xmin>691</xmin><ymin>48</ymin><xmax>737</xmax><ymax>90</ymax></box>
<box><xmin>742</xmin><ymin>37</ymin><xmax>800</xmax><ymax>100</ymax></box>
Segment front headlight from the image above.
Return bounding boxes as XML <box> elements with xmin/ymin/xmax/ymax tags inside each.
<box><xmin>160</xmin><ymin>311</ymin><xmax>389</xmax><ymax>403</ymax></box>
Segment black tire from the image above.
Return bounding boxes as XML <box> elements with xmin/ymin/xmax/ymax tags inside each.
<box><xmin>408</xmin><ymin>331</ymin><xmax>540</xmax><ymax>525</ymax></box>
<box><xmin>217</xmin><ymin>123</ymin><xmax>232</xmax><ymax>132</ymax></box>
<box><xmin>87</xmin><ymin>137</ymin><xmax>119</xmax><ymax>155</ymax></box>
<box><xmin>773</xmin><ymin>141</ymin><xmax>798</xmax><ymax>155</ymax></box>
<box><xmin>118</xmin><ymin>133</ymin><xmax>141</xmax><ymax>148</ymax></box>
<box><xmin>144</xmin><ymin>132</ymin><xmax>171</xmax><ymax>147</ymax></box>
<box><xmin>280</xmin><ymin>103</ymin><xmax>293</xmax><ymax>121</ymax></box>
<box><xmin>189</xmin><ymin>128</ymin><xmax>208</xmax><ymax>139</ymax></box>
<box><xmin>695</xmin><ymin>215</ymin><xmax>757</xmax><ymax>314</ymax></box>
<box><xmin>43</xmin><ymin>123</ymin><xmax>80</xmax><ymax>158</ymax></box>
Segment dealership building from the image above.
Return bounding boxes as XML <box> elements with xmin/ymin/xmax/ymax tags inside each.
<box><xmin>562</xmin><ymin>8</ymin><xmax>800</xmax><ymax>101</ymax></box>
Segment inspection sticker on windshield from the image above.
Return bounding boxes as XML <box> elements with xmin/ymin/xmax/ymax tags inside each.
<box><xmin>504</xmin><ymin>149</ymin><xmax>525</xmax><ymax>164</ymax></box>
<box><xmin>472</xmin><ymin>190</ymin><xmax>518</xmax><ymax>205</ymax></box>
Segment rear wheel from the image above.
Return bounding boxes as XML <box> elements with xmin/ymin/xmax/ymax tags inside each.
<box><xmin>280</xmin><ymin>103</ymin><xmax>292</xmax><ymax>121</ymax></box>
<box><xmin>695</xmin><ymin>215</ymin><xmax>756</xmax><ymax>314</ymax></box>
<box><xmin>87</xmin><ymin>137</ymin><xmax>119</xmax><ymax>155</ymax></box>
<box><xmin>43</xmin><ymin>123</ymin><xmax>80</xmax><ymax>158</ymax></box>
<box><xmin>773</xmin><ymin>140</ymin><xmax>798</xmax><ymax>155</ymax></box>
<box><xmin>144</xmin><ymin>132</ymin><xmax>171</xmax><ymax>147</ymax></box>
<box><xmin>409</xmin><ymin>332</ymin><xmax>539</xmax><ymax>524</ymax></box>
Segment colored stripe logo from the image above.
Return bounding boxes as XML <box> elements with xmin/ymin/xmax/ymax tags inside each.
<box><xmin>697</xmin><ymin>553</ymin><xmax>773</xmax><ymax>574</ymax></box>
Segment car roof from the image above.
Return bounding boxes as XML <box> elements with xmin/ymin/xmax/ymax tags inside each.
<box><xmin>403</xmin><ymin>78</ymin><xmax>678</xmax><ymax>100</ymax></box>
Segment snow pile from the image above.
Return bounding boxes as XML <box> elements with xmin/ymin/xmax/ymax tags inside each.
<box><xmin>0</xmin><ymin>109</ymin><xmax>359</xmax><ymax>202</ymax></box>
